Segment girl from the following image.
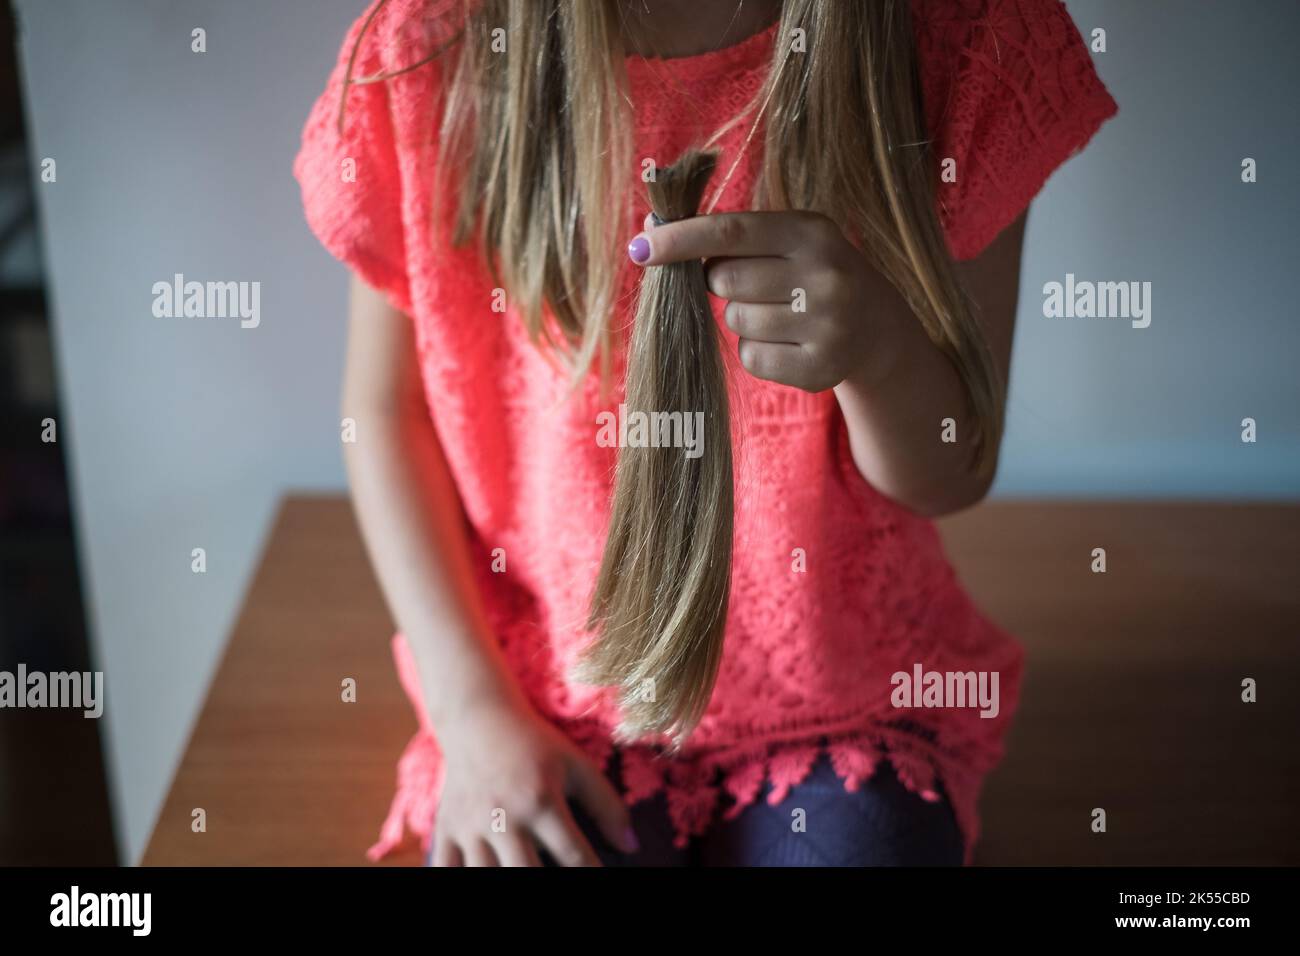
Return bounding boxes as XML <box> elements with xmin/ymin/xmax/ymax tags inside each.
<box><xmin>294</xmin><ymin>0</ymin><xmax>1115</xmax><ymax>866</ymax></box>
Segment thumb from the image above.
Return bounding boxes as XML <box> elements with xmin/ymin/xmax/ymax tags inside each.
<box><xmin>566</xmin><ymin>755</ymin><xmax>638</xmax><ymax>854</ymax></box>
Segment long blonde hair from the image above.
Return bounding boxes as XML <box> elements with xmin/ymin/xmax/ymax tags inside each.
<box><xmin>577</xmin><ymin>150</ymin><xmax>732</xmax><ymax>744</ymax></box>
<box><xmin>343</xmin><ymin>0</ymin><xmax>1003</xmax><ymax>742</ymax></box>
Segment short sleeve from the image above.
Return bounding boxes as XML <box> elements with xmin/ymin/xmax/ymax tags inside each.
<box><xmin>913</xmin><ymin>0</ymin><xmax>1118</xmax><ymax>261</ymax></box>
<box><xmin>293</xmin><ymin>0</ymin><xmax>413</xmax><ymax>315</ymax></box>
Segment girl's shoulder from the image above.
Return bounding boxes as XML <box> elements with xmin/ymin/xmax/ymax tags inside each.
<box><xmin>910</xmin><ymin>0</ymin><xmax>1101</xmax><ymax>67</ymax></box>
<box><xmin>343</xmin><ymin>0</ymin><xmax>462</xmax><ymax>76</ymax></box>
<box><xmin>910</xmin><ymin>0</ymin><xmax>1119</xmax><ymax>259</ymax></box>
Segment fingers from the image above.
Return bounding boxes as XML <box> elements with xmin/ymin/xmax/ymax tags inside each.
<box><xmin>430</xmin><ymin>833</ymin><xmax>464</xmax><ymax>867</ymax></box>
<box><xmin>630</xmin><ymin>211</ymin><xmax>816</xmax><ymax>266</ymax></box>
<box><xmin>530</xmin><ymin>802</ymin><xmax>603</xmax><ymax>867</ymax></box>
<box><xmin>705</xmin><ymin>256</ymin><xmax>803</xmax><ymax>303</ymax></box>
<box><xmin>437</xmin><ymin>809</ymin><xmax>603</xmax><ymax>868</ymax></box>
<box><xmin>491</xmin><ymin>831</ymin><xmax>544</xmax><ymax>867</ymax></box>
<box><xmin>567</xmin><ymin>758</ymin><xmax>638</xmax><ymax>854</ymax></box>
<box><xmin>737</xmin><ymin>339</ymin><xmax>834</xmax><ymax>392</ymax></box>
<box><xmin>432</xmin><ymin>827</ymin><xmax>548</xmax><ymax>868</ymax></box>
<box><xmin>462</xmin><ymin>837</ymin><xmax>500</xmax><ymax>867</ymax></box>
<box><xmin>723</xmin><ymin>301</ymin><xmax>804</xmax><ymax>345</ymax></box>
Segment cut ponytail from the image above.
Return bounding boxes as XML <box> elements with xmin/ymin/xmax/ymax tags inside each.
<box><xmin>575</xmin><ymin>150</ymin><xmax>732</xmax><ymax>745</ymax></box>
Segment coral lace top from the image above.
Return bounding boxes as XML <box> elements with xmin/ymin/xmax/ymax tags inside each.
<box><xmin>294</xmin><ymin>0</ymin><xmax>1116</xmax><ymax>862</ymax></box>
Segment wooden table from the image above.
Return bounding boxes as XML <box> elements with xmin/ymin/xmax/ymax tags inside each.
<box><xmin>142</xmin><ymin>497</ymin><xmax>1300</xmax><ymax>866</ymax></box>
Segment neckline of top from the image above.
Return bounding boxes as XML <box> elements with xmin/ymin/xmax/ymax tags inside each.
<box><xmin>623</xmin><ymin>17</ymin><xmax>779</xmax><ymax>77</ymax></box>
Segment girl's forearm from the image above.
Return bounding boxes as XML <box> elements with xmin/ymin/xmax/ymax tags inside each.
<box><xmin>832</xmin><ymin>297</ymin><xmax>996</xmax><ymax>518</ymax></box>
<box><xmin>343</xmin><ymin>399</ymin><xmax>528</xmax><ymax>733</ymax></box>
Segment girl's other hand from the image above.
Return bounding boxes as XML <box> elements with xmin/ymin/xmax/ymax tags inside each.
<box><xmin>430</xmin><ymin>698</ymin><xmax>638</xmax><ymax>866</ymax></box>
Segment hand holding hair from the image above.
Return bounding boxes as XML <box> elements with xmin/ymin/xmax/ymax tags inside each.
<box><xmin>627</xmin><ymin>201</ymin><xmax>1025</xmax><ymax>517</ymax></box>
<box><xmin>628</xmin><ymin>209</ymin><xmax>908</xmax><ymax>394</ymax></box>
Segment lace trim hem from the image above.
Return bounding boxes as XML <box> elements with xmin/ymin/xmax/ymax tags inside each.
<box><xmin>367</xmin><ymin>722</ymin><xmax>985</xmax><ymax>865</ymax></box>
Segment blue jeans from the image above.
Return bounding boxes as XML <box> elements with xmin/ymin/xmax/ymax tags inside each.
<box><xmin>567</xmin><ymin>751</ymin><xmax>964</xmax><ymax>866</ymax></box>
<box><xmin>428</xmin><ymin>748</ymin><xmax>965</xmax><ymax>866</ymax></box>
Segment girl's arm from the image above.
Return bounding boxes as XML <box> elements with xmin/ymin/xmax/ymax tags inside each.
<box><xmin>341</xmin><ymin>276</ymin><xmax>635</xmax><ymax>866</ymax></box>
<box><xmin>831</xmin><ymin>214</ymin><xmax>1026</xmax><ymax>516</ymax></box>
<box><xmin>342</xmin><ymin>276</ymin><xmax>522</xmax><ymax>726</ymax></box>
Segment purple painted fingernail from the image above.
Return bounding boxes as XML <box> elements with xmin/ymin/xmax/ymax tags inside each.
<box><xmin>627</xmin><ymin>235</ymin><xmax>651</xmax><ymax>264</ymax></box>
<box><xmin>622</xmin><ymin>826</ymin><xmax>640</xmax><ymax>853</ymax></box>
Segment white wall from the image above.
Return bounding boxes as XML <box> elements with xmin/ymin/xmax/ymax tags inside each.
<box><xmin>14</xmin><ymin>0</ymin><xmax>1299</xmax><ymax>863</ymax></box>
<box><xmin>994</xmin><ymin>1</ymin><xmax>1300</xmax><ymax>497</ymax></box>
<box><xmin>15</xmin><ymin>0</ymin><xmax>363</xmax><ymax>862</ymax></box>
